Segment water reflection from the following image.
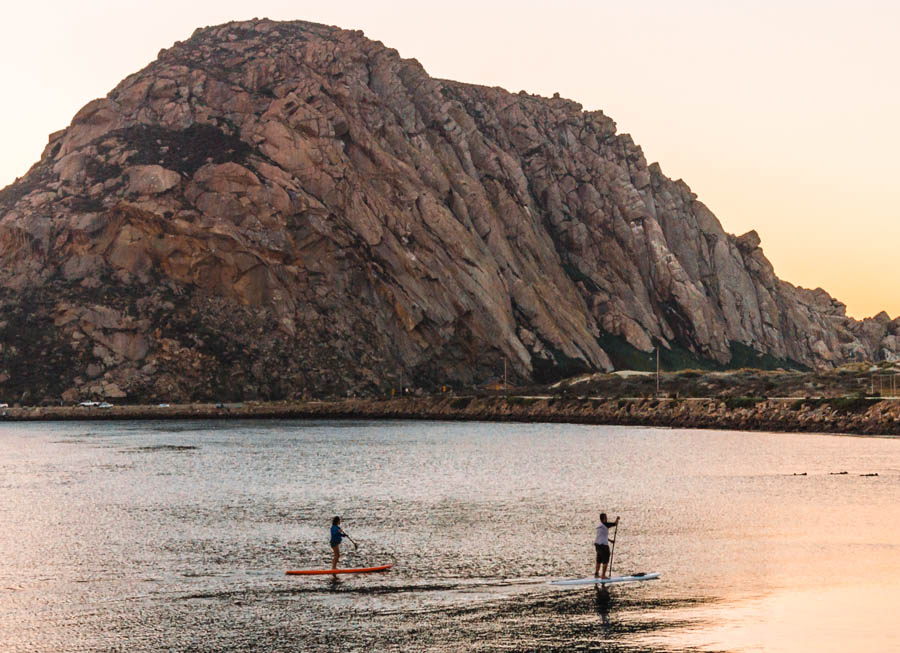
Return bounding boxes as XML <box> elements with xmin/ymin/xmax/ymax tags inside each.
<box><xmin>595</xmin><ymin>585</ymin><xmax>612</xmax><ymax>625</ymax></box>
<box><xmin>435</xmin><ymin>588</ymin><xmax>719</xmax><ymax>653</ymax></box>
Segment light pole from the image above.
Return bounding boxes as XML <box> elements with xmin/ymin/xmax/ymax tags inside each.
<box><xmin>656</xmin><ymin>347</ymin><xmax>660</xmax><ymax>397</ymax></box>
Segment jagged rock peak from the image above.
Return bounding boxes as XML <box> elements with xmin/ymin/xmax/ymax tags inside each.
<box><xmin>0</xmin><ymin>18</ymin><xmax>897</xmax><ymax>404</ymax></box>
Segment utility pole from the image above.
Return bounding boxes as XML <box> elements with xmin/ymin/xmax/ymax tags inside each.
<box><xmin>656</xmin><ymin>347</ymin><xmax>660</xmax><ymax>397</ymax></box>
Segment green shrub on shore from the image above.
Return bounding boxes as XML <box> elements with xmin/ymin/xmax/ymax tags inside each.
<box><xmin>724</xmin><ymin>396</ymin><xmax>765</xmax><ymax>410</ymax></box>
<box><xmin>505</xmin><ymin>396</ymin><xmax>537</xmax><ymax>406</ymax></box>
<box><xmin>789</xmin><ymin>394</ymin><xmax>878</xmax><ymax>414</ymax></box>
<box><xmin>827</xmin><ymin>396</ymin><xmax>879</xmax><ymax>413</ymax></box>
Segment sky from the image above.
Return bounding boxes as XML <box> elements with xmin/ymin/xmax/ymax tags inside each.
<box><xmin>2</xmin><ymin>1</ymin><xmax>898</xmax><ymax>319</ymax></box>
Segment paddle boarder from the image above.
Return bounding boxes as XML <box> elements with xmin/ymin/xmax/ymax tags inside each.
<box><xmin>330</xmin><ymin>516</ymin><xmax>356</xmax><ymax>569</ymax></box>
<box><xmin>594</xmin><ymin>513</ymin><xmax>619</xmax><ymax>579</ymax></box>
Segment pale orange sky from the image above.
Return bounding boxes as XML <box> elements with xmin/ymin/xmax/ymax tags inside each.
<box><xmin>2</xmin><ymin>1</ymin><xmax>898</xmax><ymax>319</ymax></box>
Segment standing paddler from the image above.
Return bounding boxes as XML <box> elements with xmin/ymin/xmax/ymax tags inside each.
<box><xmin>594</xmin><ymin>512</ymin><xmax>619</xmax><ymax>579</ymax></box>
<box><xmin>330</xmin><ymin>516</ymin><xmax>357</xmax><ymax>569</ymax></box>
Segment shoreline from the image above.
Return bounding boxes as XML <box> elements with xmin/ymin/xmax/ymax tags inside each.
<box><xmin>2</xmin><ymin>395</ymin><xmax>900</xmax><ymax>436</ymax></box>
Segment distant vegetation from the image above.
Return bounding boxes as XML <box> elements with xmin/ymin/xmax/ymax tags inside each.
<box><xmin>593</xmin><ymin>332</ymin><xmax>807</xmax><ymax>373</ymax></box>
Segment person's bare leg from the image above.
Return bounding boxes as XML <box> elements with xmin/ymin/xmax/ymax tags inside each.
<box><xmin>331</xmin><ymin>545</ymin><xmax>340</xmax><ymax>570</ymax></box>
<box><xmin>601</xmin><ymin>561</ymin><xmax>609</xmax><ymax>579</ymax></box>
<box><xmin>594</xmin><ymin>560</ymin><xmax>601</xmax><ymax>578</ymax></box>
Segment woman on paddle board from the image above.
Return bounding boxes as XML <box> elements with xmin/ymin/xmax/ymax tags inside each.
<box><xmin>330</xmin><ymin>516</ymin><xmax>356</xmax><ymax>569</ymax></box>
<box><xmin>594</xmin><ymin>513</ymin><xmax>619</xmax><ymax>579</ymax></box>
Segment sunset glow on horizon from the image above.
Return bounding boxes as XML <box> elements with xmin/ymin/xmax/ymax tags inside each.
<box><xmin>3</xmin><ymin>0</ymin><xmax>898</xmax><ymax>319</ymax></box>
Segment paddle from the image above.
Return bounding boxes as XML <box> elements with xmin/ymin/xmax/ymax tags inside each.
<box><xmin>343</xmin><ymin>532</ymin><xmax>359</xmax><ymax>551</ymax></box>
<box><xmin>607</xmin><ymin>517</ymin><xmax>620</xmax><ymax>577</ymax></box>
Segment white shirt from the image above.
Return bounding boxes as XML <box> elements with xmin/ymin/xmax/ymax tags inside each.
<box><xmin>595</xmin><ymin>522</ymin><xmax>611</xmax><ymax>546</ymax></box>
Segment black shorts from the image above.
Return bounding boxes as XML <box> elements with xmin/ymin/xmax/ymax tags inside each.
<box><xmin>595</xmin><ymin>543</ymin><xmax>610</xmax><ymax>564</ymax></box>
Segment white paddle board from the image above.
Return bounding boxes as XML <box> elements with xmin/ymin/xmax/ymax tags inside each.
<box><xmin>550</xmin><ymin>572</ymin><xmax>660</xmax><ymax>586</ymax></box>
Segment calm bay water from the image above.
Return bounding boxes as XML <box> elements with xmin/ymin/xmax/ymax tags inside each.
<box><xmin>1</xmin><ymin>419</ymin><xmax>899</xmax><ymax>651</ymax></box>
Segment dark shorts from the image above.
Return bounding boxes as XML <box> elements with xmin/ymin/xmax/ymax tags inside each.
<box><xmin>595</xmin><ymin>543</ymin><xmax>610</xmax><ymax>564</ymax></box>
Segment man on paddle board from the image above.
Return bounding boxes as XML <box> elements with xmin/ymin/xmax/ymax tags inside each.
<box><xmin>594</xmin><ymin>513</ymin><xmax>619</xmax><ymax>579</ymax></box>
<box><xmin>330</xmin><ymin>516</ymin><xmax>356</xmax><ymax>569</ymax></box>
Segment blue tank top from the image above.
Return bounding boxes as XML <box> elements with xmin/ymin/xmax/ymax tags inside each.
<box><xmin>330</xmin><ymin>524</ymin><xmax>343</xmax><ymax>546</ymax></box>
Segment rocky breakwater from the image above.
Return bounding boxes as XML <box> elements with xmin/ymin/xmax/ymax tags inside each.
<box><xmin>3</xmin><ymin>395</ymin><xmax>900</xmax><ymax>437</ymax></box>
<box><xmin>291</xmin><ymin>395</ymin><xmax>900</xmax><ymax>435</ymax></box>
<box><xmin>1</xmin><ymin>18</ymin><xmax>899</xmax><ymax>405</ymax></box>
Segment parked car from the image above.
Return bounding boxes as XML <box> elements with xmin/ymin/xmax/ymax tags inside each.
<box><xmin>98</xmin><ymin>402</ymin><xmax>114</xmax><ymax>409</ymax></box>
<box><xmin>78</xmin><ymin>401</ymin><xmax>100</xmax><ymax>407</ymax></box>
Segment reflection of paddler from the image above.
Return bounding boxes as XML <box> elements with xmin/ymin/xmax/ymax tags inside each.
<box><xmin>594</xmin><ymin>585</ymin><xmax>612</xmax><ymax>624</ymax></box>
<box><xmin>593</xmin><ymin>512</ymin><xmax>619</xmax><ymax>579</ymax></box>
<box><xmin>330</xmin><ymin>516</ymin><xmax>357</xmax><ymax>569</ymax></box>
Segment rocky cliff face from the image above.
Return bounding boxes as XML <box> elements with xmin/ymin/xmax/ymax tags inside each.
<box><xmin>1</xmin><ymin>18</ymin><xmax>898</xmax><ymax>403</ymax></box>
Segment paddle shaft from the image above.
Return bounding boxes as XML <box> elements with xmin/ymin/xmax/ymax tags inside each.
<box><xmin>607</xmin><ymin>520</ymin><xmax>620</xmax><ymax>576</ymax></box>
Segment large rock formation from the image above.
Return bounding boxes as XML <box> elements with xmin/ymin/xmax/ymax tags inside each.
<box><xmin>1</xmin><ymin>18</ymin><xmax>897</xmax><ymax>403</ymax></box>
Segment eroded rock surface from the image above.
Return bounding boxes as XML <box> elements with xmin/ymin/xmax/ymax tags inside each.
<box><xmin>0</xmin><ymin>19</ymin><xmax>897</xmax><ymax>403</ymax></box>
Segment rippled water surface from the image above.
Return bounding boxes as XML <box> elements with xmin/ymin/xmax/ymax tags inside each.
<box><xmin>2</xmin><ymin>420</ymin><xmax>900</xmax><ymax>651</ymax></box>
